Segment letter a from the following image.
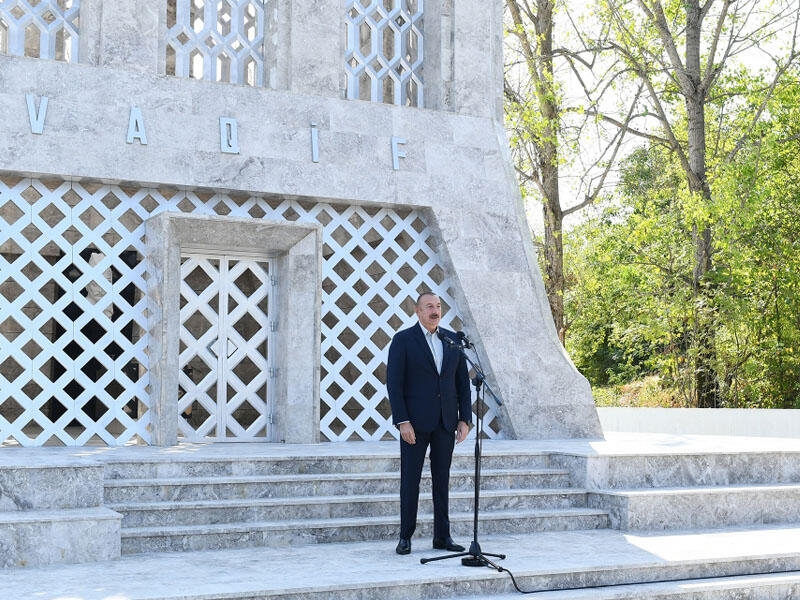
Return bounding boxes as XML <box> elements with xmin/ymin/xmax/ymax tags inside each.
<box><xmin>127</xmin><ymin>106</ymin><xmax>148</xmax><ymax>145</ymax></box>
<box><xmin>26</xmin><ymin>94</ymin><xmax>49</xmax><ymax>135</ymax></box>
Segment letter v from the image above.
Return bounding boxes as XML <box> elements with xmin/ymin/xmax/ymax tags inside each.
<box><xmin>26</xmin><ymin>94</ymin><xmax>49</xmax><ymax>135</ymax></box>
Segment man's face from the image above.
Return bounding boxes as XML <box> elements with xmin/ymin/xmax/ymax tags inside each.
<box><xmin>415</xmin><ymin>294</ymin><xmax>441</xmax><ymax>333</ymax></box>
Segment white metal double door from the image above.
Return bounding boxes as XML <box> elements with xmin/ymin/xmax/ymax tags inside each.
<box><xmin>178</xmin><ymin>251</ymin><xmax>273</xmax><ymax>441</ymax></box>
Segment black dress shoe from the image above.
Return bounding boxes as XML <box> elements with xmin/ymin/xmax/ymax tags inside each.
<box><xmin>432</xmin><ymin>536</ymin><xmax>465</xmax><ymax>552</ymax></box>
<box><xmin>396</xmin><ymin>538</ymin><xmax>411</xmax><ymax>555</ymax></box>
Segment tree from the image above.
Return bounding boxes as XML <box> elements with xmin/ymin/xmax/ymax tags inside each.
<box><xmin>711</xmin><ymin>70</ymin><xmax>800</xmax><ymax>407</ymax></box>
<box><xmin>590</xmin><ymin>0</ymin><xmax>800</xmax><ymax>406</ymax></box>
<box><xmin>566</xmin><ymin>144</ymin><xmax>697</xmax><ymax>403</ymax></box>
<box><xmin>566</xmin><ymin>69</ymin><xmax>800</xmax><ymax>408</ymax></box>
<box><xmin>504</xmin><ymin>0</ymin><xmax>632</xmax><ymax>344</ymax></box>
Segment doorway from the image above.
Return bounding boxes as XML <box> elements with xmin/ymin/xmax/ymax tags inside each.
<box><xmin>178</xmin><ymin>252</ymin><xmax>273</xmax><ymax>441</ymax></box>
<box><xmin>145</xmin><ymin>212</ymin><xmax>321</xmax><ymax>446</ymax></box>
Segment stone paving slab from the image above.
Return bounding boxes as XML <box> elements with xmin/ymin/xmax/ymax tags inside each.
<box><xmin>6</xmin><ymin>432</ymin><xmax>800</xmax><ymax>466</ymax></box>
<box><xmin>442</xmin><ymin>572</ymin><xmax>800</xmax><ymax>599</ymax></box>
<box><xmin>4</xmin><ymin>525</ymin><xmax>800</xmax><ymax>599</ymax></box>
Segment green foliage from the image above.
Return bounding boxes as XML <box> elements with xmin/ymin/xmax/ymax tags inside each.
<box><xmin>566</xmin><ymin>71</ymin><xmax>800</xmax><ymax>408</ymax></box>
<box><xmin>710</xmin><ymin>76</ymin><xmax>800</xmax><ymax>407</ymax></box>
<box><xmin>566</xmin><ymin>145</ymin><xmax>695</xmax><ymax>400</ymax></box>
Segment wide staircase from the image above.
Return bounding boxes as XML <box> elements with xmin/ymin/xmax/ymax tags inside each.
<box><xmin>570</xmin><ymin>445</ymin><xmax>800</xmax><ymax>530</ymax></box>
<box><xmin>101</xmin><ymin>445</ymin><xmax>609</xmax><ymax>554</ymax></box>
<box><xmin>4</xmin><ymin>437</ymin><xmax>800</xmax><ymax>599</ymax></box>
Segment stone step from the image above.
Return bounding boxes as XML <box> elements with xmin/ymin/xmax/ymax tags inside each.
<box><xmin>101</xmin><ymin>450</ymin><xmax>552</xmax><ymax>480</ymax></box>
<box><xmin>565</xmin><ymin>450</ymin><xmax>800</xmax><ymax>489</ymax></box>
<box><xmin>0</xmin><ymin>460</ymin><xmax>105</xmax><ymax>511</ymax></box>
<box><xmin>590</xmin><ymin>483</ymin><xmax>800</xmax><ymax>530</ymax></box>
<box><xmin>8</xmin><ymin>527</ymin><xmax>798</xmax><ymax>599</ymax></box>
<box><xmin>103</xmin><ymin>468</ymin><xmax>571</xmax><ymax>503</ymax></box>
<box><xmin>119</xmin><ymin>508</ymin><xmax>610</xmax><ymax>554</ymax></box>
<box><xmin>441</xmin><ymin>573</ymin><xmax>800</xmax><ymax>600</ymax></box>
<box><xmin>110</xmin><ymin>488</ymin><xmax>590</xmax><ymax>527</ymax></box>
<box><xmin>0</xmin><ymin>507</ymin><xmax>121</xmax><ymax>568</ymax></box>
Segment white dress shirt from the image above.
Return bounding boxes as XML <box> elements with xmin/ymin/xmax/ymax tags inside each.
<box><xmin>421</xmin><ymin>322</ymin><xmax>443</xmax><ymax>374</ymax></box>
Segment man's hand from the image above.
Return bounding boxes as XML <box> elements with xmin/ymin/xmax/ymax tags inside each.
<box><xmin>399</xmin><ymin>421</ymin><xmax>416</xmax><ymax>445</ymax></box>
<box><xmin>456</xmin><ymin>420</ymin><xmax>471</xmax><ymax>444</ymax></box>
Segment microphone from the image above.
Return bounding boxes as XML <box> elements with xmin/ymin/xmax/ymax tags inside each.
<box><xmin>456</xmin><ymin>331</ymin><xmax>473</xmax><ymax>349</ymax></box>
<box><xmin>437</xmin><ymin>330</ymin><xmax>459</xmax><ymax>348</ymax></box>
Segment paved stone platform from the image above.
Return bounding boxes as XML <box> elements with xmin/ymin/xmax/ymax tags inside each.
<box><xmin>3</xmin><ymin>434</ymin><xmax>800</xmax><ymax>598</ymax></box>
<box><xmin>4</xmin><ymin>524</ymin><xmax>800</xmax><ymax>599</ymax></box>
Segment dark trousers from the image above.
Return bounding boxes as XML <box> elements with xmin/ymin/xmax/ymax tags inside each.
<box><xmin>399</xmin><ymin>422</ymin><xmax>456</xmax><ymax>540</ymax></box>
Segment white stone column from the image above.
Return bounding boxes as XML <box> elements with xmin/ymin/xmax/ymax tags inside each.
<box><xmin>77</xmin><ymin>0</ymin><xmax>102</xmax><ymax>66</ymax></box>
<box><xmin>418</xmin><ymin>0</ymin><xmax>453</xmax><ymax>111</ymax></box>
<box><xmin>450</xmin><ymin>0</ymin><xmax>504</xmax><ymax>120</ymax></box>
<box><xmin>287</xmin><ymin>0</ymin><xmax>342</xmax><ymax>97</ymax></box>
<box><xmin>96</xmin><ymin>0</ymin><xmax>161</xmax><ymax>74</ymax></box>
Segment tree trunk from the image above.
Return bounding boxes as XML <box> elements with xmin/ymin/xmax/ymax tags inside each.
<box><xmin>684</xmin><ymin>0</ymin><xmax>719</xmax><ymax>407</ymax></box>
<box><xmin>542</xmin><ymin>169</ymin><xmax>565</xmax><ymax>343</ymax></box>
<box><xmin>506</xmin><ymin>0</ymin><xmax>566</xmax><ymax>343</ymax></box>
<box><xmin>535</xmin><ymin>0</ymin><xmax>566</xmax><ymax>343</ymax></box>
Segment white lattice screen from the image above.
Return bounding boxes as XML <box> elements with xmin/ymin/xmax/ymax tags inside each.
<box><xmin>0</xmin><ymin>178</ymin><xmax>149</xmax><ymax>446</ymax></box>
<box><xmin>0</xmin><ymin>0</ymin><xmax>80</xmax><ymax>61</ymax></box>
<box><xmin>164</xmin><ymin>0</ymin><xmax>267</xmax><ymax>86</ymax></box>
<box><xmin>1</xmin><ymin>1</ymin><xmax>426</xmax><ymax>103</ymax></box>
<box><xmin>345</xmin><ymin>0</ymin><xmax>424</xmax><ymax>107</ymax></box>
<box><xmin>0</xmin><ymin>176</ymin><xmax>502</xmax><ymax>446</ymax></box>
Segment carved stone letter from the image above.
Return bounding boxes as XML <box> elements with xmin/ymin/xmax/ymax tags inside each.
<box><xmin>220</xmin><ymin>117</ymin><xmax>239</xmax><ymax>154</ymax></box>
<box><xmin>26</xmin><ymin>94</ymin><xmax>49</xmax><ymax>135</ymax></box>
<box><xmin>391</xmin><ymin>136</ymin><xmax>407</xmax><ymax>171</ymax></box>
<box><xmin>127</xmin><ymin>106</ymin><xmax>148</xmax><ymax>145</ymax></box>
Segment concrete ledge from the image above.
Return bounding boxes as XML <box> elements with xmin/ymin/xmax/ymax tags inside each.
<box><xmin>0</xmin><ymin>463</ymin><xmax>105</xmax><ymax>511</ymax></box>
<box><xmin>589</xmin><ymin>484</ymin><xmax>800</xmax><ymax>530</ymax></box>
<box><xmin>0</xmin><ymin>507</ymin><xmax>121</xmax><ymax>568</ymax></box>
<box><xmin>3</xmin><ymin>528</ymin><xmax>800</xmax><ymax>599</ymax></box>
<box><xmin>598</xmin><ymin>407</ymin><xmax>800</xmax><ymax>438</ymax></box>
<box><xmin>0</xmin><ymin>456</ymin><xmax>117</xmax><ymax>568</ymax></box>
<box><xmin>553</xmin><ymin>450</ymin><xmax>800</xmax><ymax>490</ymax></box>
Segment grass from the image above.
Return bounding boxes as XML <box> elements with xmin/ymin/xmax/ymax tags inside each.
<box><xmin>592</xmin><ymin>376</ymin><xmax>683</xmax><ymax>407</ymax></box>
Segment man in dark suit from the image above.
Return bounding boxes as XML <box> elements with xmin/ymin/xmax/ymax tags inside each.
<box><xmin>387</xmin><ymin>291</ymin><xmax>472</xmax><ymax>555</ymax></box>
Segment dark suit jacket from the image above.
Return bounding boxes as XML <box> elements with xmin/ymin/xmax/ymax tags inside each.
<box><xmin>387</xmin><ymin>323</ymin><xmax>472</xmax><ymax>433</ymax></box>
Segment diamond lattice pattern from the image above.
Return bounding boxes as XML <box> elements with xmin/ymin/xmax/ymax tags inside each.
<box><xmin>178</xmin><ymin>254</ymin><xmax>271</xmax><ymax>441</ymax></box>
<box><xmin>165</xmin><ymin>0</ymin><xmax>267</xmax><ymax>86</ymax></box>
<box><xmin>0</xmin><ymin>176</ymin><xmax>502</xmax><ymax>446</ymax></box>
<box><xmin>0</xmin><ymin>0</ymin><xmax>80</xmax><ymax>61</ymax></box>
<box><xmin>345</xmin><ymin>0</ymin><xmax>424</xmax><ymax>107</ymax></box>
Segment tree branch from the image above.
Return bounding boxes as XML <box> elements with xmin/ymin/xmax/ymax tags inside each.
<box><xmin>565</xmin><ymin>83</ymin><xmax>647</xmax><ymax>217</ymax></box>
<box><xmin>701</xmin><ymin>0</ymin><xmax>734</xmax><ymax>94</ymax></box>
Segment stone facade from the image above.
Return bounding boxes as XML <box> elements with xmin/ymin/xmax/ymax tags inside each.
<box><xmin>0</xmin><ymin>0</ymin><xmax>602</xmax><ymax>445</ymax></box>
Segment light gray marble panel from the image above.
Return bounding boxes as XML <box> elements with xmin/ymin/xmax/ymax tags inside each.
<box><xmin>0</xmin><ymin>507</ymin><xmax>120</xmax><ymax>568</ymax></box>
<box><xmin>98</xmin><ymin>0</ymin><xmax>160</xmax><ymax>73</ymax></box>
<box><xmin>0</xmin><ymin>464</ymin><xmax>104</xmax><ymax>511</ymax></box>
<box><xmin>591</xmin><ymin>485</ymin><xmax>800</xmax><ymax>531</ymax></box>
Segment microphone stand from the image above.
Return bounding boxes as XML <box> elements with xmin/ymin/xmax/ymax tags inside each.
<box><xmin>420</xmin><ymin>337</ymin><xmax>506</xmax><ymax>570</ymax></box>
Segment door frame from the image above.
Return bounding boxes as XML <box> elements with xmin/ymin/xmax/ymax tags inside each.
<box><xmin>145</xmin><ymin>212</ymin><xmax>322</xmax><ymax>446</ymax></box>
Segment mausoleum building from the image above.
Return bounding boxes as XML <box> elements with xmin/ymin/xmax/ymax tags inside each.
<box><xmin>0</xmin><ymin>0</ymin><xmax>601</xmax><ymax>448</ymax></box>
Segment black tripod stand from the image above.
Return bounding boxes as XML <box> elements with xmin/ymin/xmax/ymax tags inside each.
<box><xmin>420</xmin><ymin>337</ymin><xmax>506</xmax><ymax>570</ymax></box>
